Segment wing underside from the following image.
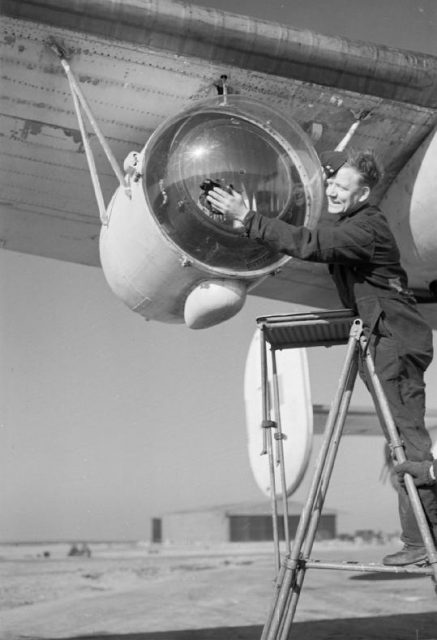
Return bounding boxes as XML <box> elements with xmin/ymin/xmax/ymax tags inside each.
<box><xmin>1</xmin><ymin>0</ymin><xmax>436</xmax><ymax>310</ymax></box>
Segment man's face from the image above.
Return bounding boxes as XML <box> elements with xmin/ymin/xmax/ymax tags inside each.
<box><xmin>325</xmin><ymin>165</ymin><xmax>370</xmax><ymax>215</ymax></box>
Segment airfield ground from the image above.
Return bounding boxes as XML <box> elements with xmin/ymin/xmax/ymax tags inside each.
<box><xmin>0</xmin><ymin>541</ymin><xmax>436</xmax><ymax>639</ymax></box>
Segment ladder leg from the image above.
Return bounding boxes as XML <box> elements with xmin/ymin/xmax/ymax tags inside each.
<box><xmin>261</xmin><ymin>319</ymin><xmax>363</xmax><ymax>639</ymax></box>
<box><xmin>260</xmin><ymin>327</ymin><xmax>281</xmax><ymax>572</ymax></box>
<box><xmin>271</xmin><ymin>348</ymin><xmax>292</xmax><ymax>555</ymax></box>
<box><xmin>278</xmin><ymin>335</ymin><xmax>360</xmax><ymax>639</ymax></box>
<box><xmin>359</xmin><ymin>334</ymin><xmax>437</xmax><ymax>584</ymax></box>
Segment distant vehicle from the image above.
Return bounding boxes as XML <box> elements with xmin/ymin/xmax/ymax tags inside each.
<box><xmin>68</xmin><ymin>543</ymin><xmax>91</xmax><ymax>558</ymax></box>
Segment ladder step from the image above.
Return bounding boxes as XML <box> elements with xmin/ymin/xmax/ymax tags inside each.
<box><xmin>302</xmin><ymin>559</ymin><xmax>433</xmax><ymax>575</ymax></box>
<box><xmin>257</xmin><ymin>309</ymin><xmax>356</xmax><ymax>349</ymax></box>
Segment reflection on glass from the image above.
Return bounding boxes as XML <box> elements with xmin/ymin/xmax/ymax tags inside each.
<box><xmin>143</xmin><ymin>98</ymin><xmax>322</xmax><ymax>274</ymax></box>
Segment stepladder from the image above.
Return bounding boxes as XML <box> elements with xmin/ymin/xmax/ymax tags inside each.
<box><xmin>255</xmin><ymin>309</ymin><xmax>437</xmax><ymax>640</ymax></box>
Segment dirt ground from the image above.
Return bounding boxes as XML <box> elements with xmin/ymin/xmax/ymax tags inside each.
<box><xmin>0</xmin><ymin>541</ymin><xmax>436</xmax><ymax>640</ymax></box>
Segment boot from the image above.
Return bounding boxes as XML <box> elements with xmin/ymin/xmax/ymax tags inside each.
<box><xmin>382</xmin><ymin>544</ymin><xmax>427</xmax><ymax>566</ymax></box>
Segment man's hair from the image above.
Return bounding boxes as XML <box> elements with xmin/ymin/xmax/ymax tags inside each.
<box><xmin>345</xmin><ymin>149</ymin><xmax>383</xmax><ymax>189</ymax></box>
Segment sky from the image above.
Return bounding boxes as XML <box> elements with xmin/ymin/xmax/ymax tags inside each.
<box><xmin>1</xmin><ymin>0</ymin><xmax>437</xmax><ymax>543</ymax></box>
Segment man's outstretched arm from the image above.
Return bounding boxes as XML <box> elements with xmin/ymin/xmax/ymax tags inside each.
<box><xmin>207</xmin><ymin>186</ymin><xmax>375</xmax><ymax>263</ymax></box>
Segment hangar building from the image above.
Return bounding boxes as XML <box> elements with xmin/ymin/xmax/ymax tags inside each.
<box><xmin>151</xmin><ymin>501</ymin><xmax>336</xmax><ymax>544</ymax></box>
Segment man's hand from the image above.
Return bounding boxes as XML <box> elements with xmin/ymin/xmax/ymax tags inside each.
<box><xmin>394</xmin><ymin>460</ymin><xmax>436</xmax><ymax>487</ymax></box>
<box><xmin>206</xmin><ymin>187</ymin><xmax>250</xmax><ymax>223</ymax></box>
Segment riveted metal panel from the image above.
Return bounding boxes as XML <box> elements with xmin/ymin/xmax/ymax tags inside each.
<box><xmin>1</xmin><ymin>1</ymin><xmax>436</xmax><ymax>328</ymax></box>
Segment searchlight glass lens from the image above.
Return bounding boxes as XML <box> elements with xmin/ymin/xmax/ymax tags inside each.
<box><xmin>143</xmin><ymin>97</ymin><xmax>323</xmax><ymax>275</ymax></box>
<box><xmin>169</xmin><ymin>116</ymin><xmax>303</xmax><ymax>227</ymax></box>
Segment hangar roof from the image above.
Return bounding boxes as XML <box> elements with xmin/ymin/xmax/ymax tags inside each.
<box><xmin>164</xmin><ymin>501</ymin><xmax>337</xmax><ymax>517</ymax></box>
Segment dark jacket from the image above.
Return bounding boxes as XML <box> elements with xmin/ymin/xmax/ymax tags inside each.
<box><xmin>244</xmin><ymin>203</ymin><xmax>433</xmax><ymax>368</ymax></box>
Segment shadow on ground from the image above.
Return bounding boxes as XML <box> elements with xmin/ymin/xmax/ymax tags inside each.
<box><xmin>349</xmin><ymin>571</ymin><xmax>430</xmax><ymax>581</ymax></box>
<box><xmin>49</xmin><ymin>612</ymin><xmax>437</xmax><ymax>640</ymax></box>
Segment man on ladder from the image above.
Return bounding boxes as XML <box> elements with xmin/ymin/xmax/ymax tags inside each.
<box><xmin>208</xmin><ymin>148</ymin><xmax>437</xmax><ymax>566</ymax></box>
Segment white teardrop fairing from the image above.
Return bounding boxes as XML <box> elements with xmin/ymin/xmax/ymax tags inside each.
<box><xmin>99</xmin><ymin>96</ymin><xmax>324</xmax><ymax>327</ymax></box>
<box><xmin>184</xmin><ymin>279</ymin><xmax>247</xmax><ymax>329</ymax></box>
<box><xmin>430</xmin><ymin>428</ymin><xmax>437</xmax><ymax>459</ymax></box>
<box><xmin>244</xmin><ymin>328</ymin><xmax>313</xmax><ymax>498</ymax></box>
<box><xmin>380</xmin><ymin>127</ymin><xmax>437</xmax><ymax>292</ymax></box>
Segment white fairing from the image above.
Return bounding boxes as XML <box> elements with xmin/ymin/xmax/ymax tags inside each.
<box><xmin>431</xmin><ymin>428</ymin><xmax>437</xmax><ymax>459</ymax></box>
<box><xmin>381</xmin><ymin>127</ymin><xmax>437</xmax><ymax>291</ymax></box>
<box><xmin>100</xmin><ymin>184</ymin><xmax>208</xmax><ymax>324</ymax></box>
<box><xmin>99</xmin><ymin>96</ymin><xmax>324</xmax><ymax>329</ymax></box>
<box><xmin>244</xmin><ymin>329</ymin><xmax>313</xmax><ymax>497</ymax></box>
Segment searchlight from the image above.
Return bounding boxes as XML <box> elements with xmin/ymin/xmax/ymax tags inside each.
<box><xmin>100</xmin><ymin>96</ymin><xmax>324</xmax><ymax>328</ymax></box>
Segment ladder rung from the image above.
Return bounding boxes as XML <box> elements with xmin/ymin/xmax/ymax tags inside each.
<box><xmin>302</xmin><ymin>559</ymin><xmax>433</xmax><ymax>575</ymax></box>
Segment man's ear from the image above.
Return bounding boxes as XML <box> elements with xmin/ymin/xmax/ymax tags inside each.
<box><xmin>358</xmin><ymin>185</ymin><xmax>370</xmax><ymax>203</ymax></box>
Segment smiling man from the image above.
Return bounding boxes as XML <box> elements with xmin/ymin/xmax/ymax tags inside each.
<box><xmin>207</xmin><ymin>149</ymin><xmax>437</xmax><ymax>566</ymax></box>
<box><xmin>324</xmin><ymin>153</ymin><xmax>374</xmax><ymax>215</ymax></box>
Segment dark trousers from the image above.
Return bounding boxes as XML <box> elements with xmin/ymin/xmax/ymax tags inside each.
<box><xmin>359</xmin><ymin>325</ymin><xmax>437</xmax><ymax>547</ymax></box>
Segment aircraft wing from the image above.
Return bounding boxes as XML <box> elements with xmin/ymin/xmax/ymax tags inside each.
<box><xmin>1</xmin><ymin>0</ymin><xmax>437</xmax><ymax>310</ymax></box>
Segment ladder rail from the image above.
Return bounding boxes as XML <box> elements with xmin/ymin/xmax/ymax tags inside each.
<box><xmin>360</xmin><ymin>334</ymin><xmax>437</xmax><ymax>578</ymax></box>
<box><xmin>287</xmin><ymin>319</ymin><xmax>362</xmax><ymax>568</ymax></box>
<box><xmin>280</xmin><ymin>354</ymin><xmax>360</xmax><ymax>638</ymax></box>
<box><xmin>260</xmin><ymin>327</ymin><xmax>281</xmax><ymax>572</ymax></box>
<box><xmin>271</xmin><ymin>348</ymin><xmax>292</xmax><ymax>554</ymax></box>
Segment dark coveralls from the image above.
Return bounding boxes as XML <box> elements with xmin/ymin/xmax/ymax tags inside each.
<box><xmin>243</xmin><ymin>202</ymin><xmax>437</xmax><ymax>546</ymax></box>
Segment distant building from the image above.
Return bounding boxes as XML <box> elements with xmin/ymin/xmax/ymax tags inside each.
<box><xmin>152</xmin><ymin>501</ymin><xmax>336</xmax><ymax>544</ymax></box>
